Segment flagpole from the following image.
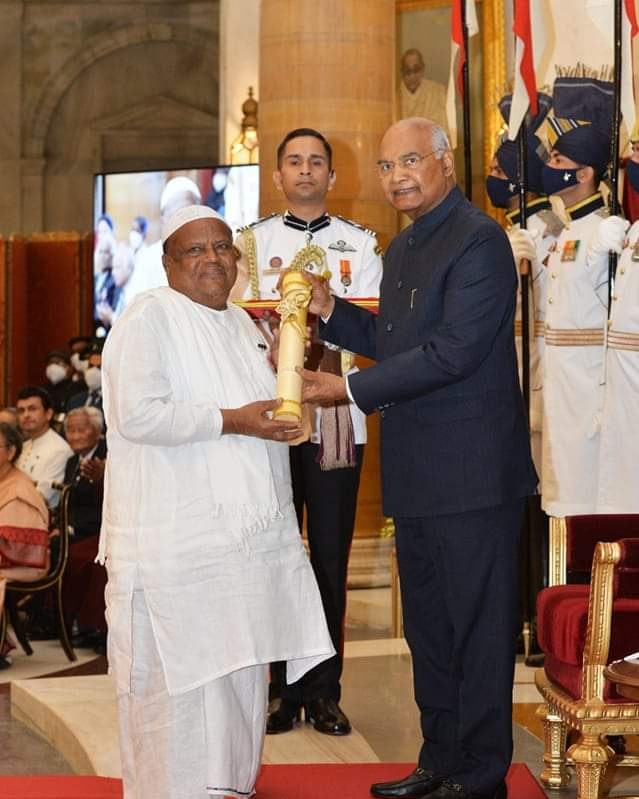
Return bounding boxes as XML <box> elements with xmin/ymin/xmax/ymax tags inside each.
<box><xmin>609</xmin><ymin>0</ymin><xmax>623</xmax><ymax>313</ymax></box>
<box><xmin>461</xmin><ymin>0</ymin><xmax>472</xmax><ymax>200</ymax></box>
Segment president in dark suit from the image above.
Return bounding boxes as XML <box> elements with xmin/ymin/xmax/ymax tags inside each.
<box><xmin>299</xmin><ymin>118</ymin><xmax>537</xmax><ymax>799</ymax></box>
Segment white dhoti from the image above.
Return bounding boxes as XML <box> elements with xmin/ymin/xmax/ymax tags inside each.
<box><xmin>117</xmin><ymin>590</ymin><xmax>267</xmax><ymax>799</ymax></box>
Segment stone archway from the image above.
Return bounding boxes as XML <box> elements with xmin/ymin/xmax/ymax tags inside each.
<box><xmin>22</xmin><ymin>21</ymin><xmax>218</xmax><ymax>232</ymax></box>
<box><xmin>25</xmin><ymin>22</ymin><xmax>214</xmax><ymax>161</ymax></box>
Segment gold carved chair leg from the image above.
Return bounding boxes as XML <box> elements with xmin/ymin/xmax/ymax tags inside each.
<box><xmin>568</xmin><ymin>734</ymin><xmax>613</xmax><ymax>799</ymax></box>
<box><xmin>537</xmin><ymin>703</ymin><xmax>571</xmax><ymax>789</ymax></box>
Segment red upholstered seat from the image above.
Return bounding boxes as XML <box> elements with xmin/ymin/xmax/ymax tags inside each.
<box><xmin>538</xmin><ymin>584</ymin><xmax>639</xmax><ymax>699</ymax></box>
<box><xmin>535</xmin><ymin>537</ymin><xmax>639</xmax><ymax>798</ymax></box>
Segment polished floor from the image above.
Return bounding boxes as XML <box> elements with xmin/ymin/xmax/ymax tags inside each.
<box><xmin>1</xmin><ymin>588</ymin><xmax>638</xmax><ymax>798</ymax></box>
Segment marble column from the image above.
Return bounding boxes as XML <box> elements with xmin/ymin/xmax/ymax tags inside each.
<box><xmin>259</xmin><ymin>0</ymin><xmax>396</xmax><ymax>246</ymax></box>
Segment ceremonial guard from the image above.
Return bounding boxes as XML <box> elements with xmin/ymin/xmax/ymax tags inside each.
<box><xmin>539</xmin><ymin>69</ymin><xmax>628</xmax><ymax>517</ymax></box>
<box><xmin>486</xmin><ymin>91</ymin><xmax>557</xmax><ymax>471</ymax></box>
<box><xmin>233</xmin><ymin>128</ymin><xmax>383</xmax><ymax>737</ymax></box>
<box><xmin>597</xmin><ymin>216</ymin><xmax>639</xmax><ymax>512</ymax></box>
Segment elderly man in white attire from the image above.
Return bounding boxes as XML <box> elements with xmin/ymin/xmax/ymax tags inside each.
<box><xmin>98</xmin><ymin>205</ymin><xmax>334</xmax><ymax>799</ymax></box>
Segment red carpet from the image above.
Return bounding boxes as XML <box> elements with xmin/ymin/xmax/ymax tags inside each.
<box><xmin>0</xmin><ymin>763</ymin><xmax>546</xmax><ymax>798</ymax></box>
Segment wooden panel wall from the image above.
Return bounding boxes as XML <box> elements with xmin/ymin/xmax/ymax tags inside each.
<box><xmin>24</xmin><ymin>234</ymin><xmax>83</xmax><ymax>387</ymax></box>
<box><xmin>6</xmin><ymin>236</ymin><xmax>29</xmax><ymax>404</ymax></box>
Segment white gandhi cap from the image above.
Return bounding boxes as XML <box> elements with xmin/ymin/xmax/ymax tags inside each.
<box><xmin>162</xmin><ymin>205</ymin><xmax>227</xmax><ymax>245</ymax></box>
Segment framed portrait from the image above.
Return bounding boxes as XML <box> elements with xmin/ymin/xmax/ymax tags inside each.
<box><xmin>396</xmin><ymin>0</ymin><xmax>506</xmax><ymax>211</ymax></box>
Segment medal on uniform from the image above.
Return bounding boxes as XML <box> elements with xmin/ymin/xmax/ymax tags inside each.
<box><xmin>339</xmin><ymin>259</ymin><xmax>352</xmax><ymax>290</ymax></box>
<box><xmin>632</xmin><ymin>241</ymin><xmax>639</xmax><ymax>262</ymax></box>
<box><xmin>560</xmin><ymin>240</ymin><xmax>580</xmax><ymax>262</ymax></box>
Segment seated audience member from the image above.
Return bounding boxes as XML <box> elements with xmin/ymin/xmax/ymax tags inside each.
<box><xmin>67</xmin><ymin>343</ymin><xmax>103</xmax><ymax>413</ymax></box>
<box><xmin>15</xmin><ymin>386</ymin><xmax>72</xmax><ymax>509</ymax></box>
<box><xmin>0</xmin><ymin>422</ymin><xmax>50</xmax><ymax>669</ymax></box>
<box><xmin>68</xmin><ymin>335</ymin><xmax>93</xmax><ymax>382</ymax></box>
<box><xmin>61</xmin><ymin>407</ymin><xmax>107</xmax><ymax>653</ymax></box>
<box><xmin>42</xmin><ymin>349</ymin><xmax>85</xmax><ymax>427</ymax></box>
<box><xmin>0</xmin><ymin>408</ymin><xmax>19</xmax><ymax>430</ymax></box>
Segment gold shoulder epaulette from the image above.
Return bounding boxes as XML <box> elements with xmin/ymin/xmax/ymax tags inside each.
<box><xmin>595</xmin><ymin>207</ymin><xmax>610</xmax><ymax>219</ymax></box>
<box><xmin>334</xmin><ymin>214</ymin><xmax>378</xmax><ymax>238</ymax></box>
<box><xmin>238</xmin><ymin>212</ymin><xmax>279</xmax><ymax>233</ymax></box>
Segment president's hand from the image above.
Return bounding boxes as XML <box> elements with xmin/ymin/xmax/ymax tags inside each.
<box><xmin>298</xmin><ymin>367</ymin><xmax>347</xmax><ymax>403</ymax></box>
<box><xmin>221</xmin><ymin>399</ymin><xmax>303</xmax><ymax>441</ymax></box>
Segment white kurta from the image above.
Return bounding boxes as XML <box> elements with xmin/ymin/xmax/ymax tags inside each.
<box><xmin>508</xmin><ymin>200</ymin><xmax>558</xmax><ymax>472</ymax></box>
<box><xmin>597</xmin><ymin>220</ymin><xmax>639</xmax><ymax>512</ymax></box>
<box><xmin>233</xmin><ymin>213</ymin><xmax>383</xmax><ymax>445</ymax></box>
<box><xmin>15</xmin><ymin>428</ymin><xmax>73</xmax><ymax>508</ymax></box>
<box><xmin>541</xmin><ymin>196</ymin><xmax>609</xmax><ymax>516</ymax></box>
<box><xmin>100</xmin><ymin>287</ymin><xmax>334</xmax><ymax>698</ymax></box>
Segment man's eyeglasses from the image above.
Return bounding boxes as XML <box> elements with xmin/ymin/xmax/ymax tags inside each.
<box><xmin>375</xmin><ymin>152</ymin><xmax>438</xmax><ymax>178</ymax></box>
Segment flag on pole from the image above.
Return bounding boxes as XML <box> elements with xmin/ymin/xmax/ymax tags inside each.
<box><xmin>586</xmin><ymin>0</ymin><xmax>638</xmax><ymax>137</ymax></box>
<box><xmin>508</xmin><ymin>0</ymin><xmax>546</xmax><ymax>141</ymax></box>
<box><xmin>622</xmin><ymin>0</ymin><xmax>638</xmax><ymax>136</ymax></box>
<box><xmin>445</xmin><ymin>0</ymin><xmax>479</xmax><ymax>149</ymax></box>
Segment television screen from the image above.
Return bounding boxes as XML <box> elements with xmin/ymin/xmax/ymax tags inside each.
<box><xmin>92</xmin><ymin>164</ymin><xmax>259</xmax><ymax>335</ymax></box>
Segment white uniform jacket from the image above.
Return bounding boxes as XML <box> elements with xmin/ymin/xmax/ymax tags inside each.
<box><xmin>233</xmin><ymin>212</ymin><xmax>383</xmax><ymax>445</ymax></box>
<box><xmin>597</xmin><ymin>219</ymin><xmax>639</xmax><ymax>512</ymax></box>
<box><xmin>541</xmin><ymin>193</ymin><xmax>610</xmax><ymax>516</ymax></box>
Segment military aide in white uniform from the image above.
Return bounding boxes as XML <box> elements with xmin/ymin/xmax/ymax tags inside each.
<box><xmin>99</xmin><ymin>205</ymin><xmax>333</xmax><ymax>799</ymax></box>
<box><xmin>232</xmin><ymin>128</ymin><xmax>382</xmax><ymax>738</ymax></box>
<box><xmin>597</xmin><ymin>219</ymin><xmax>639</xmax><ymax>512</ymax></box>
<box><xmin>539</xmin><ymin>72</ymin><xmax>629</xmax><ymax>517</ymax></box>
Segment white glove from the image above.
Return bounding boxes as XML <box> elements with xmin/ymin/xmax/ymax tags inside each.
<box><xmin>508</xmin><ymin>228</ymin><xmax>538</xmax><ymax>264</ymax></box>
<box><xmin>587</xmin><ymin>215</ymin><xmax>630</xmax><ymax>258</ymax></box>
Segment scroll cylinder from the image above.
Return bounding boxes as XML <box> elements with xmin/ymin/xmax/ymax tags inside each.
<box><xmin>274</xmin><ymin>271</ymin><xmax>311</xmax><ymax>421</ymax></box>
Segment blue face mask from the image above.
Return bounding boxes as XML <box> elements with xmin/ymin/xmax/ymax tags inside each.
<box><xmin>541</xmin><ymin>164</ymin><xmax>579</xmax><ymax>196</ymax></box>
<box><xmin>626</xmin><ymin>159</ymin><xmax>639</xmax><ymax>193</ymax></box>
<box><xmin>485</xmin><ymin>176</ymin><xmax>518</xmax><ymax>209</ymax></box>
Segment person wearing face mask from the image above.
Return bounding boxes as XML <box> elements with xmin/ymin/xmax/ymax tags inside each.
<box><xmin>538</xmin><ymin>70</ymin><xmax>629</xmax><ymax>519</ymax></box>
<box><xmin>486</xmin><ymin>91</ymin><xmax>559</xmax><ymax>475</ymax></box>
<box><xmin>67</xmin><ymin>343</ymin><xmax>104</xmax><ymax>415</ymax></box>
<box><xmin>486</xmin><ymin>92</ymin><xmax>560</xmax><ymax>663</ymax></box>
<box><xmin>597</xmin><ymin>120</ymin><xmax>639</xmax><ymax>513</ymax></box>
<box><xmin>42</xmin><ymin>350</ymin><xmax>86</xmax><ymax>426</ymax></box>
<box><xmin>68</xmin><ymin>335</ymin><xmax>93</xmax><ymax>382</ymax></box>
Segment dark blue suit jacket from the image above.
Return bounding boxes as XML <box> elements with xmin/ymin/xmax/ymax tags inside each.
<box><xmin>321</xmin><ymin>187</ymin><xmax>537</xmax><ymax>518</ymax></box>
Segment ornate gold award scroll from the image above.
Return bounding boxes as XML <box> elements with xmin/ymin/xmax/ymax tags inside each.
<box><xmin>274</xmin><ymin>244</ymin><xmax>329</xmax><ymax>421</ymax></box>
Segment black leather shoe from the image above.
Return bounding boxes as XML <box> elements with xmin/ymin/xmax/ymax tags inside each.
<box><xmin>370</xmin><ymin>767</ymin><xmax>442</xmax><ymax>798</ymax></box>
<box><xmin>266</xmin><ymin>697</ymin><xmax>301</xmax><ymax>734</ymax></box>
<box><xmin>424</xmin><ymin>779</ymin><xmax>507</xmax><ymax>799</ymax></box>
<box><xmin>304</xmin><ymin>697</ymin><xmax>351</xmax><ymax>735</ymax></box>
